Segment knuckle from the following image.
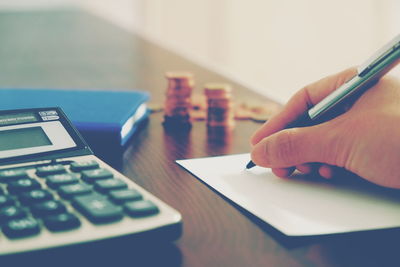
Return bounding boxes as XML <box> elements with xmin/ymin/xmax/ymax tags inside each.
<box><xmin>322</xmin><ymin>118</ymin><xmax>354</xmax><ymax>167</ymax></box>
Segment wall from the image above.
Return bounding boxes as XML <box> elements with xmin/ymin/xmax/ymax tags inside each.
<box><xmin>82</xmin><ymin>0</ymin><xmax>400</xmax><ymax>103</ymax></box>
<box><xmin>1</xmin><ymin>0</ymin><xmax>399</xmax><ymax>103</ymax></box>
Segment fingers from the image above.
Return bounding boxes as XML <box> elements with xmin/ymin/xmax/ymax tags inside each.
<box><xmin>251</xmin><ymin>124</ymin><xmax>332</xmax><ymax>168</ymax></box>
<box><xmin>271</xmin><ymin>167</ymin><xmax>295</xmax><ymax>178</ymax></box>
<box><xmin>251</xmin><ymin>67</ymin><xmax>357</xmax><ymax>145</ymax></box>
<box><xmin>272</xmin><ymin>163</ymin><xmax>335</xmax><ymax>179</ymax></box>
<box><xmin>318</xmin><ymin>164</ymin><xmax>334</xmax><ymax>179</ymax></box>
<box><xmin>250</xmin><ymin>67</ymin><xmax>357</xmax><ymax>180</ymax></box>
<box><xmin>297</xmin><ymin>163</ymin><xmax>335</xmax><ymax>179</ymax></box>
<box><xmin>296</xmin><ymin>163</ymin><xmax>313</xmax><ymax>174</ymax></box>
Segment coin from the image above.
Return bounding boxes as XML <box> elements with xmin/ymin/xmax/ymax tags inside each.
<box><xmin>163</xmin><ymin>71</ymin><xmax>194</xmax><ymax>127</ymax></box>
<box><xmin>147</xmin><ymin>102</ymin><xmax>164</xmax><ymax>113</ymax></box>
<box><xmin>205</xmin><ymin>83</ymin><xmax>235</xmax><ymax>128</ymax></box>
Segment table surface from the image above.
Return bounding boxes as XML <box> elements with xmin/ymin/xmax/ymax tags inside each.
<box><xmin>1</xmin><ymin>9</ymin><xmax>400</xmax><ymax>267</ymax></box>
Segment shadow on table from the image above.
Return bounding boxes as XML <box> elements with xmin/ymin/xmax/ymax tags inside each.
<box><xmin>1</xmin><ymin>236</ymin><xmax>182</xmax><ymax>267</ymax></box>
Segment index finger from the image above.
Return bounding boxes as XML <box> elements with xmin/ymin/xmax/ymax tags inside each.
<box><xmin>251</xmin><ymin>67</ymin><xmax>357</xmax><ymax>145</ymax></box>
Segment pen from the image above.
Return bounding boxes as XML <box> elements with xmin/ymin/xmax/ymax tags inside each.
<box><xmin>246</xmin><ymin>33</ymin><xmax>400</xmax><ymax>169</ymax></box>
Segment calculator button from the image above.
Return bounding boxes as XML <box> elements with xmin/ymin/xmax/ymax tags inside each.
<box><xmin>58</xmin><ymin>183</ymin><xmax>92</xmax><ymax>199</ymax></box>
<box><xmin>0</xmin><ymin>169</ymin><xmax>28</xmax><ymax>182</ymax></box>
<box><xmin>44</xmin><ymin>213</ymin><xmax>81</xmax><ymax>232</ymax></box>
<box><xmin>41</xmin><ymin>115</ymin><xmax>59</xmax><ymax>121</ymax></box>
<box><xmin>81</xmin><ymin>169</ymin><xmax>113</xmax><ymax>183</ymax></box>
<box><xmin>73</xmin><ymin>194</ymin><xmax>123</xmax><ymax>224</ymax></box>
<box><xmin>2</xmin><ymin>217</ymin><xmax>40</xmax><ymax>239</ymax></box>
<box><xmin>108</xmin><ymin>189</ymin><xmax>143</xmax><ymax>204</ymax></box>
<box><xmin>0</xmin><ymin>206</ymin><xmax>26</xmax><ymax>224</ymax></box>
<box><xmin>70</xmin><ymin>161</ymin><xmax>99</xmax><ymax>172</ymax></box>
<box><xmin>31</xmin><ymin>200</ymin><xmax>67</xmax><ymax>217</ymax></box>
<box><xmin>19</xmin><ymin>190</ymin><xmax>53</xmax><ymax>205</ymax></box>
<box><xmin>46</xmin><ymin>173</ymin><xmax>79</xmax><ymax>188</ymax></box>
<box><xmin>124</xmin><ymin>200</ymin><xmax>159</xmax><ymax>217</ymax></box>
<box><xmin>36</xmin><ymin>165</ymin><xmax>66</xmax><ymax>177</ymax></box>
<box><xmin>0</xmin><ymin>195</ymin><xmax>15</xmax><ymax>208</ymax></box>
<box><xmin>94</xmin><ymin>179</ymin><xmax>127</xmax><ymax>193</ymax></box>
<box><xmin>7</xmin><ymin>179</ymin><xmax>41</xmax><ymax>194</ymax></box>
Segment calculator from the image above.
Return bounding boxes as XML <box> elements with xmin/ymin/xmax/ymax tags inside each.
<box><xmin>0</xmin><ymin>107</ymin><xmax>182</xmax><ymax>256</ymax></box>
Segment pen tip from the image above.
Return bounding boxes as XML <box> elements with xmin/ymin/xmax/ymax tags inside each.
<box><xmin>246</xmin><ymin>160</ymin><xmax>256</xmax><ymax>169</ymax></box>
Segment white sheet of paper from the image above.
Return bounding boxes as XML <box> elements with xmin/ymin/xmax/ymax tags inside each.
<box><xmin>177</xmin><ymin>153</ymin><xmax>400</xmax><ymax>236</ymax></box>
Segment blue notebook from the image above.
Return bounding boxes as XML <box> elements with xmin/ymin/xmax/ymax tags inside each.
<box><xmin>0</xmin><ymin>88</ymin><xmax>149</xmax><ymax>152</ymax></box>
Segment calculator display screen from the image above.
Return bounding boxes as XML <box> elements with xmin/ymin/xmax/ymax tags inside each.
<box><xmin>0</xmin><ymin>109</ymin><xmax>78</xmax><ymax>160</ymax></box>
<box><xmin>0</xmin><ymin>127</ymin><xmax>52</xmax><ymax>151</ymax></box>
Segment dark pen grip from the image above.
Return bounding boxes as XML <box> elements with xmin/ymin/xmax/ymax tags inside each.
<box><xmin>285</xmin><ymin>112</ymin><xmax>314</xmax><ymax>129</ymax></box>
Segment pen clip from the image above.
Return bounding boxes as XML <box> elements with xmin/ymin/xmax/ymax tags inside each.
<box><xmin>358</xmin><ymin>34</ymin><xmax>400</xmax><ymax>77</ymax></box>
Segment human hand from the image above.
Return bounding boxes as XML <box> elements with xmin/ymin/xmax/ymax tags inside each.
<box><xmin>250</xmin><ymin>67</ymin><xmax>400</xmax><ymax>189</ymax></box>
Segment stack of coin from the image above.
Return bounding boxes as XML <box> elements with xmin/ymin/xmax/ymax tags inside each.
<box><xmin>163</xmin><ymin>72</ymin><xmax>194</xmax><ymax>128</ymax></box>
<box><xmin>204</xmin><ymin>83</ymin><xmax>235</xmax><ymax>128</ymax></box>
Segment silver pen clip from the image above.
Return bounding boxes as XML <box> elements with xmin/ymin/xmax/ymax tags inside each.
<box><xmin>358</xmin><ymin>34</ymin><xmax>400</xmax><ymax>77</ymax></box>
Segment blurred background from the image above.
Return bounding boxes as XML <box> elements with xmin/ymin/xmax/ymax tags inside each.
<box><xmin>1</xmin><ymin>0</ymin><xmax>399</xmax><ymax>103</ymax></box>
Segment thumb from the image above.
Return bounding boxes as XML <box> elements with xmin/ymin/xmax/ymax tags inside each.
<box><xmin>251</xmin><ymin>124</ymin><xmax>332</xmax><ymax>168</ymax></box>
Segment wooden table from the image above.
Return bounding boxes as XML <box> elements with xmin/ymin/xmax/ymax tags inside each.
<box><xmin>1</xmin><ymin>9</ymin><xmax>400</xmax><ymax>267</ymax></box>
